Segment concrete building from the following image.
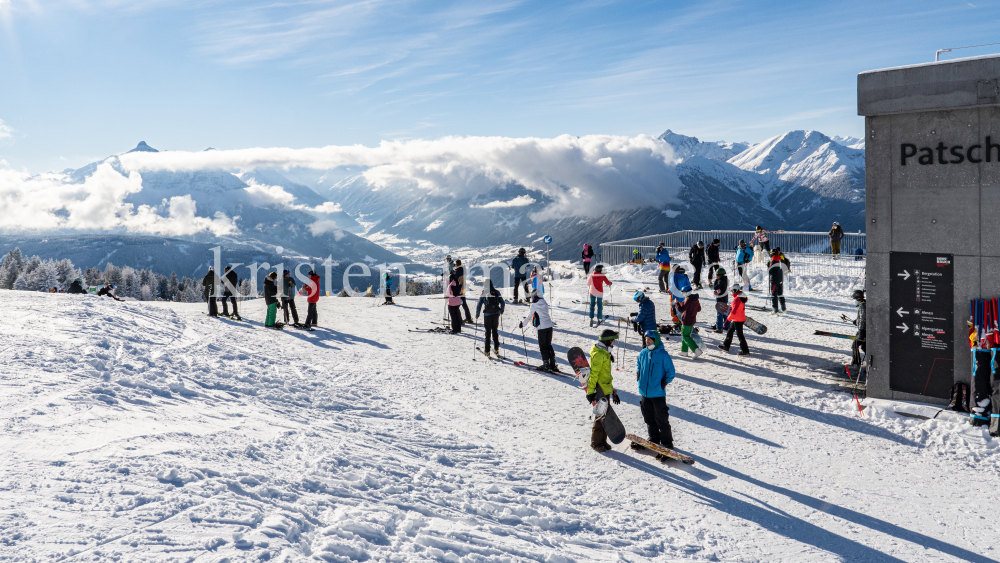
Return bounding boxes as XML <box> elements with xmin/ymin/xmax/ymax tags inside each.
<box><xmin>858</xmin><ymin>55</ymin><xmax>1000</xmax><ymax>403</ymax></box>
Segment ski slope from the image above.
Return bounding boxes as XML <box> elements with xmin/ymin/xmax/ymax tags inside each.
<box><xmin>1</xmin><ymin>264</ymin><xmax>998</xmax><ymax>562</ymax></box>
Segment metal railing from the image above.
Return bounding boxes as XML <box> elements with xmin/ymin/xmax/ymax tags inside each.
<box><xmin>599</xmin><ymin>230</ymin><xmax>865</xmax><ymax>278</ymax></box>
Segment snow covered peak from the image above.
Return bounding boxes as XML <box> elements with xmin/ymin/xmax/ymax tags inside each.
<box><xmin>128</xmin><ymin>141</ymin><xmax>158</xmax><ymax>153</ymax></box>
<box><xmin>658</xmin><ymin>130</ymin><xmax>751</xmax><ymax>162</ymax></box>
<box><xmin>831</xmin><ymin>135</ymin><xmax>865</xmax><ymax>150</ymax></box>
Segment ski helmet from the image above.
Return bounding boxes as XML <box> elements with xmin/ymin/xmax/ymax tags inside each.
<box><xmin>851</xmin><ymin>289</ymin><xmax>865</xmax><ymax>301</ymax></box>
<box><xmin>833</xmin><ymin>221</ymin><xmax>839</xmax><ymax>226</ymax></box>
<box><xmin>739</xmin><ymin>239</ymin><xmax>746</xmax><ymax>246</ymax></box>
<box><xmin>730</xmin><ymin>283</ymin><xmax>742</xmax><ymax>293</ymax></box>
<box><xmin>594</xmin><ymin>264</ymin><xmax>603</xmax><ymax>273</ymax></box>
<box><xmin>756</xmin><ymin>226</ymin><xmax>762</xmax><ymax>231</ymax></box>
<box><xmin>599</xmin><ymin>329</ymin><xmax>619</xmax><ymax>342</ymax></box>
<box><xmin>675</xmin><ymin>266</ymin><xmax>686</xmax><ymax>273</ymax></box>
<box><xmin>633</xmin><ymin>290</ymin><xmax>644</xmax><ymax>302</ymax></box>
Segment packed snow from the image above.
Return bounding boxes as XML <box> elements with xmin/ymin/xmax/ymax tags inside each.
<box><xmin>1</xmin><ymin>262</ymin><xmax>998</xmax><ymax>562</ymax></box>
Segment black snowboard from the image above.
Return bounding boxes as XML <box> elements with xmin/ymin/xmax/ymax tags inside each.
<box><xmin>567</xmin><ymin>347</ymin><xmax>626</xmax><ymax>444</ymax></box>
<box><xmin>715</xmin><ymin>302</ymin><xmax>767</xmax><ymax>335</ymax></box>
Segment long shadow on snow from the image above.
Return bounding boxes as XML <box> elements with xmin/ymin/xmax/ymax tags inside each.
<box><xmin>677</xmin><ymin>375</ymin><xmax>920</xmax><ymax>448</ymax></box>
<box><xmin>286</xmin><ymin>326</ymin><xmax>390</xmax><ymax>349</ymax></box>
<box><xmin>609</xmin><ymin>451</ymin><xmax>987</xmax><ymax>563</ymax></box>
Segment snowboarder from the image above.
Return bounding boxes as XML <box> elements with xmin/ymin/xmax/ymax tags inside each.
<box><xmin>475</xmin><ymin>280</ymin><xmax>506</xmax><ymax>357</ymax></box>
<box><xmin>851</xmin><ymin>289</ymin><xmax>866</xmax><ymax>369</ymax></box>
<box><xmin>454</xmin><ymin>259</ymin><xmax>473</xmax><ymax>323</ymax></box>
<box><xmin>750</xmin><ymin>226</ymin><xmax>772</xmax><ymax>253</ymax></box>
<box><xmin>202</xmin><ymin>267</ymin><xmax>219</xmax><ymax>317</ymax></box>
<box><xmin>221</xmin><ymin>266</ymin><xmax>240</xmax><ymax>319</ymax></box>
<box><xmin>382</xmin><ymin>272</ymin><xmax>395</xmax><ymax>305</ymax></box>
<box><xmin>735</xmin><ymin>240</ymin><xmax>753</xmax><ymax>291</ymax></box>
<box><xmin>280</xmin><ymin>270</ymin><xmax>298</xmax><ymax>324</ymax></box>
<box><xmin>67</xmin><ymin>278</ymin><xmax>87</xmax><ymax>294</ymax></box>
<box><xmin>829</xmin><ymin>222</ymin><xmax>844</xmax><ymax>257</ymax></box>
<box><xmin>263</xmin><ymin>272</ymin><xmax>280</xmax><ymax>329</ymax></box>
<box><xmin>581</xmin><ymin>244</ymin><xmax>595</xmax><ymax>275</ymax></box>
<box><xmin>97</xmin><ymin>284</ymin><xmax>123</xmax><ymax>301</ymax></box>
<box><xmin>688</xmin><ymin>241</ymin><xmax>706</xmax><ymax>288</ymax></box>
<box><xmin>303</xmin><ymin>270</ymin><xmax>321</xmax><ymax>329</ymax></box>
<box><xmin>712</xmin><ymin>268</ymin><xmax>730</xmax><ymax>332</ymax></box>
<box><xmin>767</xmin><ymin>251</ymin><xmax>789</xmax><ymax>314</ymax></box>
<box><xmin>587</xmin><ymin>264</ymin><xmax>612</xmax><ymax>327</ymax></box>
<box><xmin>719</xmin><ymin>284</ymin><xmax>750</xmax><ymax>355</ymax></box>
<box><xmin>446</xmin><ymin>271</ymin><xmax>463</xmax><ymax>334</ymax></box>
<box><xmin>587</xmin><ymin>329</ymin><xmax>620</xmax><ymax>452</ymax></box>
<box><xmin>677</xmin><ymin>294</ymin><xmax>702</xmax><ymax>358</ymax></box>
<box><xmin>519</xmin><ymin>282</ymin><xmax>557</xmax><ymax>372</ymax></box>
<box><xmin>655</xmin><ymin>243</ymin><xmax>671</xmax><ymax>293</ymax></box>
<box><xmin>706</xmin><ymin>238</ymin><xmax>721</xmax><ymax>283</ymax></box>
<box><xmin>633</xmin><ymin>329</ymin><xmax>676</xmax><ymax>455</ymax></box>
<box><xmin>630</xmin><ymin>290</ymin><xmax>657</xmax><ymax>335</ymax></box>
<box><xmin>511</xmin><ymin>248</ymin><xmax>530</xmax><ymax>303</ymax></box>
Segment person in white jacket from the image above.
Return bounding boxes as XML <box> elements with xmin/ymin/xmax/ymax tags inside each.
<box><xmin>518</xmin><ymin>282</ymin><xmax>558</xmax><ymax>373</ymax></box>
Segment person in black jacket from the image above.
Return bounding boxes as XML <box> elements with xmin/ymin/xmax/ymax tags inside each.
<box><xmin>455</xmin><ymin>260</ymin><xmax>473</xmax><ymax>323</ymax></box>
<box><xmin>511</xmin><ymin>248</ymin><xmax>530</xmax><ymax>303</ymax></box>
<box><xmin>706</xmin><ymin>239</ymin><xmax>721</xmax><ymax>283</ymax></box>
<box><xmin>475</xmin><ymin>280</ymin><xmax>506</xmax><ymax>357</ymax></box>
<box><xmin>280</xmin><ymin>269</ymin><xmax>299</xmax><ymax>325</ymax></box>
<box><xmin>221</xmin><ymin>266</ymin><xmax>240</xmax><ymax>318</ymax></box>
<box><xmin>851</xmin><ymin>289</ymin><xmax>866</xmax><ymax>368</ymax></box>
<box><xmin>67</xmin><ymin>279</ymin><xmax>87</xmax><ymax>294</ymax></box>
<box><xmin>263</xmin><ymin>272</ymin><xmax>281</xmax><ymax>329</ymax></box>
<box><xmin>711</xmin><ymin>268</ymin><xmax>729</xmax><ymax>332</ymax></box>
<box><xmin>688</xmin><ymin>241</ymin><xmax>706</xmax><ymax>288</ymax></box>
<box><xmin>202</xmin><ymin>268</ymin><xmax>219</xmax><ymax>317</ymax></box>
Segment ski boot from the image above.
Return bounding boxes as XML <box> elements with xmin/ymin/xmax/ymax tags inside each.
<box><xmin>718</xmin><ymin>344</ymin><xmax>730</xmax><ymax>352</ymax></box>
<box><xmin>693</xmin><ymin>348</ymin><xmax>704</xmax><ymax>359</ymax></box>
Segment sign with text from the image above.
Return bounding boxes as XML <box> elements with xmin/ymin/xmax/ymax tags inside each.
<box><xmin>889</xmin><ymin>252</ymin><xmax>954</xmax><ymax>399</ymax></box>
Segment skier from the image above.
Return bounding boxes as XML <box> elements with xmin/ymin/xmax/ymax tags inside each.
<box><xmin>67</xmin><ymin>278</ymin><xmax>87</xmax><ymax>294</ymax></box>
<box><xmin>767</xmin><ymin>251</ymin><xmax>789</xmax><ymax>314</ymax></box>
<box><xmin>735</xmin><ymin>240</ymin><xmax>754</xmax><ymax>291</ymax></box>
<box><xmin>676</xmin><ymin>294</ymin><xmax>702</xmax><ymax>358</ymax></box>
<box><xmin>475</xmin><ymin>280</ymin><xmax>506</xmax><ymax>357</ymax></box>
<box><xmin>773</xmin><ymin>246</ymin><xmax>792</xmax><ymax>271</ymax></box>
<box><xmin>668</xmin><ymin>264</ymin><xmax>692</xmax><ymax>326</ymax></box>
<box><xmin>718</xmin><ymin>284</ymin><xmax>750</xmax><ymax>356</ymax></box>
<box><xmin>454</xmin><ymin>259</ymin><xmax>473</xmax><ymax>324</ymax></box>
<box><xmin>587</xmin><ymin>329</ymin><xmax>620</xmax><ymax>452</ymax></box>
<box><xmin>712</xmin><ymin>267</ymin><xmax>730</xmax><ymax>332</ymax></box>
<box><xmin>829</xmin><ymin>222</ymin><xmax>844</xmax><ymax>257</ymax></box>
<box><xmin>851</xmin><ymin>289</ymin><xmax>866</xmax><ymax>369</ymax></box>
<box><xmin>303</xmin><ymin>270</ymin><xmax>321</xmax><ymax>330</ymax></box>
<box><xmin>750</xmin><ymin>226</ymin><xmax>772</xmax><ymax>253</ymax></box>
<box><xmin>656</xmin><ymin>243</ymin><xmax>671</xmax><ymax>293</ymax></box>
<box><xmin>221</xmin><ymin>266</ymin><xmax>240</xmax><ymax>319</ymax></box>
<box><xmin>511</xmin><ymin>248</ymin><xmax>530</xmax><ymax>303</ymax></box>
<box><xmin>688</xmin><ymin>241</ymin><xmax>706</xmax><ymax>288</ymax></box>
<box><xmin>446</xmin><ymin>271</ymin><xmax>463</xmax><ymax>334</ymax></box>
<box><xmin>581</xmin><ymin>244</ymin><xmax>595</xmax><ymax>275</ymax></box>
<box><xmin>382</xmin><ymin>272</ymin><xmax>395</xmax><ymax>305</ymax></box>
<box><xmin>629</xmin><ymin>290</ymin><xmax>657</xmax><ymax>336</ymax></box>
<box><xmin>519</xmin><ymin>282</ymin><xmax>558</xmax><ymax>372</ymax></box>
<box><xmin>280</xmin><ymin>270</ymin><xmax>299</xmax><ymax>325</ymax></box>
<box><xmin>202</xmin><ymin>267</ymin><xmax>219</xmax><ymax>317</ymax></box>
<box><xmin>263</xmin><ymin>272</ymin><xmax>280</xmax><ymax>329</ymax></box>
<box><xmin>706</xmin><ymin>238</ymin><xmax>721</xmax><ymax>283</ymax></box>
<box><xmin>587</xmin><ymin>264</ymin><xmax>613</xmax><ymax>327</ymax></box>
<box><xmin>633</xmin><ymin>329</ymin><xmax>676</xmax><ymax>455</ymax></box>
<box><xmin>445</xmin><ymin>255</ymin><xmax>454</xmax><ymax>276</ymax></box>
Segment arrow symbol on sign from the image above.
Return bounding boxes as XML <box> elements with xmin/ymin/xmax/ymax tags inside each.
<box><xmin>896</xmin><ymin>307</ymin><xmax>909</xmax><ymax>317</ymax></box>
<box><xmin>896</xmin><ymin>323</ymin><xmax>909</xmax><ymax>333</ymax></box>
<box><xmin>897</xmin><ymin>270</ymin><xmax>910</xmax><ymax>280</ymax></box>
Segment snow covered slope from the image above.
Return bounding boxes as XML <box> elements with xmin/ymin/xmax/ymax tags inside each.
<box><xmin>2</xmin><ymin>265</ymin><xmax>997</xmax><ymax>562</ymax></box>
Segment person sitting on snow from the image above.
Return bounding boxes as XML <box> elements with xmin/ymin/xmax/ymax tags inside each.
<box><xmin>67</xmin><ymin>279</ymin><xmax>87</xmax><ymax>295</ymax></box>
<box><xmin>587</xmin><ymin>329</ymin><xmax>620</xmax><ymax>452</ymax></box>
<box><xmin>633</xmin><ymin>329</ymin><xmax>676</xmax><ymax>456</ymax></box>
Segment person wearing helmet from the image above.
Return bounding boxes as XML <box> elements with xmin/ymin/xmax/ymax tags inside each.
<box><xmin>629</xmin><ymin>290</ymin><xmax>657</xmax><ymax>335</ymax></box>
<box><xmin>67</xmin><ymin>278</ymin><xmax>87</xmax><ymax>294</ymax></box>
<box><xmin>735</xmin><ymin>240</ymin><xmax>754</xmax><ymax>291</ymax></box>
<box><xmin>706</xmin><ymin>238</ymin><xmax>722</xmax><ymax>283</ymax></box>
<box><xmin>581</xmin><ymin>243</ymin><xmax>595</xmax><ymax>275</ymax></box>
<box><xmin>519</xmin><ymin>282</ymin><xmax>558</xmax><ymax>372</ymax></box>
<box><xmin>655</xmin><ymin>243</ymin><xmax>670</xmax><ymax>293</ymax></box>
<box><xmin>511</xmin><ymin>248</ymin><xmax>530</xmax><ymax>303</ymax></box>
<box><xmin>718</xmin><ymin>284</ymin><xmax>749</xmax><ymax>355</ymax></box>
<box><xmin>587</xmin><ymin>329</ymin><xmax>620</xmax><ymax>452</ymax></box>
<box><xmin>475</xmin><ymin>280</ymin><xmax>506</xmax><ymax>357</ymax></box>
<box><xmin>829</xmin><ymin>222</ymin><xmax>844</xmax><ymax>258</ymax></box>
<box><xmin>688</xmin><ymin>241</ymin><xmax>706</xmax><ymax>288</ymax></box>
<box><xmin>711</xmin><ymin>267</ymin><xmax>730</xmax><ymax>332</ymax></box>
<box><xmin>750</xmin><ymin>226</ymin><xmax>771</xmax><ymax>253</ymax></box>
<box><xmin>634</xmin><ymin>329</ymin><xmax>676</xmax><ymax>455</ymax></box>
<box><xmin>851</xmin><ymin>289</ymin><xmax>866</xmax><ymax>368</ymax></box>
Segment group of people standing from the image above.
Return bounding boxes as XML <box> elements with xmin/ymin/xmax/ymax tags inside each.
<box><xmin>200</xmin><ymin>267</ymin><xmax>320</xmax><ymax>330</ymax></box>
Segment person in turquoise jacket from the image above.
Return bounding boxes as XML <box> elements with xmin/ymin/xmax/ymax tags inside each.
<box><xmin>634</xmin><ymin>329</ymin><xmax>676</xmax><ymax>454</ymax></box>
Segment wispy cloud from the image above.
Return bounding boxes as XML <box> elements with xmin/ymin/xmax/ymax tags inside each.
<box><xmin>470</xmin><ymin>195</ymin><xmax>535</xmax><ymax>208</ymax></box>
<box><xmin>0</xmin><ymin>119</ymin><xmax>13</xmax><ymax>140</ymax></box>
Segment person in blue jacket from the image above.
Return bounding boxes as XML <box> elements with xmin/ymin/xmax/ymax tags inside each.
<box><xmin>633</xmin><ymin>329</ymin><xmax>676</xmax><ymax>454</ymax></box>
<box><xmin>382</xmin><ymin>272</ymin><xmax>395</xmax><ymax>305</ymax></box>
<box><xmin>735</xmin><ymin>240</ymin><xmax>754</xmax><ymax>291</ymax></box>
<box><xmin>655</xmin><ymin>243</ymin><xmax>671</xmax><ymax>293</ymax></box>
<box><xmin>629</xmin><ymin>290</ymin><xmax>657</xmax><ymax>335</ymax></box>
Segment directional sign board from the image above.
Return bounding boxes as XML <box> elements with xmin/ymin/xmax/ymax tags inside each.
<box><xmin>888</xmin><ymin>252</ymin><xmax>954</xmax><ymax>399</ymax></box>
<box><xmin>543</xmin><ymin>235</ymin><xmax>553</xmax><ymax>245</ymax></box>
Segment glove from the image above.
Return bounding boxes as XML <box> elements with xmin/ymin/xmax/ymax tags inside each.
<box><xmin>629</xmin><ymin>312</ymin><xmax>637</xmax><ymax>317</ymax></box>
<box><xmin>518</xmin><ymin>321</ymin><xmax>523</xmax><ymax>329</ymax></box>
<box><xmin>609</xmin><ymin>354</ymin><xmax>615</xmax><ymax>363</ymax></box>
<box><xmin>612</xmin><ymin>391</ymin><xmax>620</xmax><ymax>405</ymax></box>
<box><xmin>586</xmin><ymin>393</ymin><xmax>596</xmax><ymax>403</ymax></box>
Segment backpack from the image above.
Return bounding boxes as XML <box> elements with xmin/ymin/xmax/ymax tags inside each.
<box><xmin>532</xmin><ymin>312</ymin><xmax>540</xmax><ymax>328</ymax></box>
<box><xmin>484</xmin><ymin>295</ymin><xmax>501</xmax><ymax>315</ymax></box>
<box><xmin>948</xmin><ymin>381</ymin><xmax>969</xmax><ymax>413</ymax></box>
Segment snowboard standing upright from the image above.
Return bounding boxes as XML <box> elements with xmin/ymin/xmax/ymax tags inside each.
<box><xmin>716</xmin><ymin>302</ymin><xmax>768</xmax><ymax>335</ymax></box>
<box><xmin>567</xmin><ymin>347</ymin><xmax>626</xmax><ymax>444</ymax></box>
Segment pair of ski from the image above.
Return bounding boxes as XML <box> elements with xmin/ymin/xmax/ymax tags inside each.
<box><xmin>566</xmin><ymin>347</ymin><xmax>694</xmax><ymax>465</ymax></box>
<box><xmin>408</xmin><ymin>327</ymin><xmax>452</xmax><ymax>333</ymax></box>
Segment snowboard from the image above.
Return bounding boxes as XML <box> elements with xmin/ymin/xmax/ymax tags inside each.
<box><xmin>626</xmin><ymin>433</ymin><xmax>695</xmax><ymax>465</ymax></box>
<box><xmin>815</xmin><ymin>330</ymin><xmax>856</xmax><ymax>340</ymax></box>
<box><xmin>715</xmin><ymin>302</ymin><xmax>767</xmax><ymax>335</ymax></box>
<box><xmin>567</xmin><ymin>347</ymin><xmax>626</xmax><ymax>444</ymax></box>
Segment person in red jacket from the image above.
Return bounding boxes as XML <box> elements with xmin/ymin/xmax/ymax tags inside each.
<box><xmin>303</xmin><ymin>270</ymin><xmax>321</xmax><ymax>331</ymax></box>
<box><xmin>718</xmin><ymin>284</ymin><xmax>749</xmax><ymax>355</ymax></box>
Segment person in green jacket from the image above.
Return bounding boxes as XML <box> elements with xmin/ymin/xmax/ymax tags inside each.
<box><xmin>587</xmin><ymin>329</ymin><xmax>621</xmax><ymax>452</ymax></box>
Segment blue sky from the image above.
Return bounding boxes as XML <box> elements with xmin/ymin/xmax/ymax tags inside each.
<box><xmin>1</xmin><ymin>0</ymin><xmax>998</xmax><ymax>172</ymax></box>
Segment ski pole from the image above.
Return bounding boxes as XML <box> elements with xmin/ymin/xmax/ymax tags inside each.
<box><xmin>520</xmin><ymin>326</ymin><xmax>529</xmax><ymax>363</ymax></box>
<box><xmin>473</xmin><ymin>319</ymin><xmax>478</xmax><ymax>362</ymax></box>
<box><xmin>499</xmin><ymin>313</ymin><xmax>506</xmax><ymax>359</ymax></box>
